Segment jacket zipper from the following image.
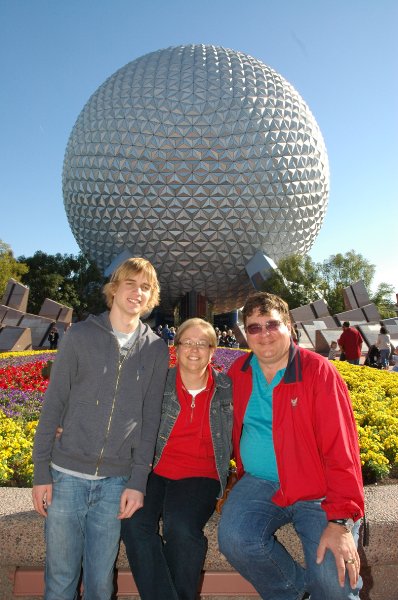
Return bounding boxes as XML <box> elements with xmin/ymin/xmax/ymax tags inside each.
<box><xmin>95</xmin><ymin>338</ymin><xmax>138</xmax><ymax>475</ymax></box>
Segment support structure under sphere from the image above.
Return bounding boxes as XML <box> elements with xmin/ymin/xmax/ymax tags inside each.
<box><xmin>63</xmin><ymin>44</ymin><xmax>329</xmax><ymax>313</ymax></box>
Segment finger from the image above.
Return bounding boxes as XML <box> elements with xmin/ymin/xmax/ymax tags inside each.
<box><xmin>118</xmin><ymin>498</ymin><xmax>135</xmax><ymax>519</ymax></box>
<box><xmin>338</xmin><ymin>566</ymin><xmax>346</xmax><ymax>587</ymax></box>
<box><xmin>46</xmin><ymin>486</ymin><xmax>52</xmax><ymax>507</ymax></box>
<box><xmin>118</xmin><ymin>507</ymin><xmax>130</xmax><ymax>519</ymax></box>
<box><xmin>347</xmin><ymin>558</ymin><xmax>360</xmax><ymax>589</ymax></box>
<box><xmin>119</xmin><ymin>501</ymin><xmax>143</xmax><ymax>519</ymax></box>
<box><xmin>316</xmin><ymin>544</ymin><xmax>325</xmax><ymax>564</ymax></box>
<box><xmin>119</xmin><ymin>495</ymin><xmax>127</xmax><ymax>516</ymax></box>
<box><xmin>32</xmin><ymin>493</ymin><xmax>47</xmax><ymax>517</ymax></box>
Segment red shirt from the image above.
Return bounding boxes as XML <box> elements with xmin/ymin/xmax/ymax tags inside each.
<box><xmin>338</xmin><ymin>327</ymin><xmax>363</xmax><ymax>360</ymax></box>
<box><xmin>154</xmin><ymin>365</ymin><xmax>218</xmax><ymax>481</ymax></box>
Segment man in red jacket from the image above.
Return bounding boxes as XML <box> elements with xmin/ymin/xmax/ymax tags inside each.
<box><xmin>338</xmin><ymin>321</ymin><xmax>363</xmax><ymax>365</ymax></box>
<box><xmin>218</xmin><ymin>292</ymin><xmax>364</xmax><ymax>600</ymax></box>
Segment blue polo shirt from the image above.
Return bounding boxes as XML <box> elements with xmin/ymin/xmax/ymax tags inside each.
<box><xmin>240</xmin><ymin>355</ymin><xmax>285</xmax><ymax>481</ymax></box>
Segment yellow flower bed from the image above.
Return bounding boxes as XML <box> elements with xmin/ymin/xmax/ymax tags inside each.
<box><xmin>333</xmin><ymin>361</ymin><xmax>398</xmax><ymax>479</ymax></box>
<box><xmin>0</xmin><ymin>350</ymin><xmax>57</xmax><ymax>359</ymax></box>
<box><xmin>1</xmin><ymin>350</ymin><xmax>397</xmax><ymax>485</ymax></box>
<box><xmin>0</xmin><ymin>411</ymin><xmax>37</xmax><ymax>485</ymax></box>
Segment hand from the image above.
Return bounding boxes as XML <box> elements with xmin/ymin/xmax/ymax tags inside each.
<box><xmin>32</xmin><ymin>484</ymin><xmax>53</xmax><ymax>517</ymax></box>
<box><xmin>316</xmin><ymin>522</ymin><xmax>360</xmax><ymax>589</ymax></box>
<box><xmin>118</xmin><ymin>488</ymin><xmax>144</xmax><ymax>519</ymax></box>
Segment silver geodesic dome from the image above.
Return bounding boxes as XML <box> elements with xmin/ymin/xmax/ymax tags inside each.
<box><xmin>63</xmin><ymin>44</ymin><xmax>329</xmax><ymax>313</ymax></box>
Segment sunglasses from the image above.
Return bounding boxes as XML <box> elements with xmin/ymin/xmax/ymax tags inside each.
<box><xmin>245</xmin><ymin>320</ymin><xmax>283</xmax><ymax>335</ymax></box>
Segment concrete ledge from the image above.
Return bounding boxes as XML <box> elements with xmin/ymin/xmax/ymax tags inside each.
<box><xmin>1</xmin><ymin>485</ymin><xmax>398</xmax><ymax>599</ymax></box>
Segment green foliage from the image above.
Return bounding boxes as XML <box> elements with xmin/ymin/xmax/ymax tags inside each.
<box><xmin>269</xmin><ymin>250</ymin><xmax>393</xmax><ymax>318</ymax></box>
<box><xmin>262</xmin><ymin>254</ymin><xmax>322</xmax><ymax>309</ymax></box>
<box><xmin>18</xmin><ymin>251</ymin><xmax>106</xmax><ymax>318</ymax></box>
<box><xmin>318</xmin><ymin>250</ymin><xmax>375</xmax><ymax>314</ymax></box>
<box><xmin>0</xmin><ymin>240</ymin><xmax>29</xmax><ymax>298</ymax></box>
<box><xmin>371</xmin><ymin>283</ymin><xmax>396</xmax><ymax>319</ymax></box>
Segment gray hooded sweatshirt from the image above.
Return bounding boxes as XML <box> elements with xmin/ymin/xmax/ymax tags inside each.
<box><xmin>33</xmin><ymin>312</ymin><xmax>169</xmax><ymax>493</ymax></box>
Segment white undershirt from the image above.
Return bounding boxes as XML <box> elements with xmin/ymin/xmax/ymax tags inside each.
<box><xmin>187</xmin><ymin>387</ymin><xmax>206</xmax><ymax>398</ymax></box>
<box><xmin>113</xmin><ymin>327</ymin><xmax>139</xmax><ymax>357</ymax></box>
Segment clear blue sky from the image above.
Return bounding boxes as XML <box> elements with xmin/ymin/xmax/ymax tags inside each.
<box><xmin>1</xmin><ymin>0</ymin><xmax>397</xmax><ymax>294</ymax></box>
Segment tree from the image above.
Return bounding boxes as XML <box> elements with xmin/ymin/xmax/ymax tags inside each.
<box><xmin>318</xmin><ymin>250</ymin><xmax>376</xmax><ymax>314</ymax></box>
<box><xmin>0</xmin><ymin>240</ymin><xmax>29</xmax><ymax>298</ymax></box>
<box><xmin>371</xmin><ymin>283</ymin><xmax>396</xmax><ymax>319</ymax></box>
<box><xmin>18</xmin><ymin>251</ymin><xmax>106</xmax><ymax>318</ymax></box>
<box><xmin>67</xmin><ymin>253</ymin><xmax>107</xmax><ymax>319</ymax></box>
<box><xmin>267</xmin><ymin>250</ymin><xmax>393</xmax><ymax>318</ymax></box>
<box><xmin>262</xmin><ymin>254</ymin><xmax>322</xmax><ymax>309</ymax></box>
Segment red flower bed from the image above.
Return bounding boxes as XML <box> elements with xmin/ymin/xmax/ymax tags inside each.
<box><xmin>0</xmin><ymin>361</ymin><xmax>49</xmax><ymax>393</ymax></box>
<box><xmin>0</xmin><ymin>347</ymin><xmax>245</xmax><ymax>394</ymax></box>
<box><xmin>169</xmin><ymin>345</ymin><xmax>177</xmax><ymax>368</ymax></box>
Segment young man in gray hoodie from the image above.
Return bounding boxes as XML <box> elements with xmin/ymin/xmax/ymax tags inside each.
<box><xmin>32</xmin><ymin>257</ymin><xmax>169</xmax><ymax>600</ymax></box>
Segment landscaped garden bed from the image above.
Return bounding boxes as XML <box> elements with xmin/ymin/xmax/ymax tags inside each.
<box><xmin>1</xmin><ymin>349</ymin><xmax>397</xmax><ymax>486</ymax></box>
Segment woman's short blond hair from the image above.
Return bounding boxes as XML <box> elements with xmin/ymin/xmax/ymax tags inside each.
<box><xmin>103</xmin><ymin>257</ymin><xmax>160</xmax><ymax>311</ymax></box>
<box><xmin>174</xmin><ymin>318</ymin><xmax>217</xmax><ymax>348</ymax></box>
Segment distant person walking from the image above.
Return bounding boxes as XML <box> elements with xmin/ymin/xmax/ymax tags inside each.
<box><xmin>338</xmin><ymin>322</ymin><xmax>363</xmax><ymax>365</ymax></box>
<box><xmin>48</xmin><ymin>325</ymin><xmax>59</xmax><ymax>350</ymax></box>
<box><xmin>376</xmin><ymin>326</ymin><xmax>391</xmax><ymax>369</ymax></box>
<box><xmin>161</xmin><ymin>324</ymin><xmax>172</xmax><ymax>345</ymax></box>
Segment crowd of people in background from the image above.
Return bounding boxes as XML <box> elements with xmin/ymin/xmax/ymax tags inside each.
<box><xmin>154</xmin><ymin>318</ymin><xmax>398</xmax><ymax>370</ymax></box>
<box><xmin>154</xmin><ymin>323</ymin><xmax>240</xmax><ymax>348</ymax></box>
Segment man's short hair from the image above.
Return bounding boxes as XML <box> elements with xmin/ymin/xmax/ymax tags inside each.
<box><xmin>242</xmin><ymin>292</ymin><xmax>290</xmax><ymax>326</ymax></box>
<box><xmin>103</xmin><ymin>257</ymin><xmax>160</xmax><ymax>311</ymax></box>
<box><xmin>343</xmin><ymin>321</ymin><xmax>350</xmax><ymax>328</ymax></box>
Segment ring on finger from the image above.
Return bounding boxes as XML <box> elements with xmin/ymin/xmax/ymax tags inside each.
<box><xmin>345</xmin><ymin>558</ymin><xmax>356</xmax><ymax>564</ymax></box>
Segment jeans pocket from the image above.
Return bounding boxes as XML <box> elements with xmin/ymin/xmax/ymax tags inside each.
<box><xmin>50</xmin><ymin>466</ymin><xmax>66</xmax><ymax>484</ymax></box>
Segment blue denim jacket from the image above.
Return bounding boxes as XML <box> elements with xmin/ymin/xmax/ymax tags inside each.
<box><xmin>153</xmin><ymin>367</ymin><xmax>233</xmax><ymax>497</ymax></box>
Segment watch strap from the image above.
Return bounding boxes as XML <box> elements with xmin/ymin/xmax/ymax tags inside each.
<box><xmin>328</xmin><ymin>518</ymin><xmax>354</xmax><ymax>531</ymax></box>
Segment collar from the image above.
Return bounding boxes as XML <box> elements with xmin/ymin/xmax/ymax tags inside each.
<box><xmin>176</xmin><ymin>363</ymin><xmax>214</xmax><ymax>393</ymax></box>
<box><xmin>240</xmin><ymin>339</ymin><xmax>302</xmax><ymax>384</ymax></box>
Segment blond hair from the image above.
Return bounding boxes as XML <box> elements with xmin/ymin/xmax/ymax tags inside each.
<box><xmin>174</xmin><ymin>318</ymin><xmax>217</xmax><ymax>348</ymax></box>
<box><xmin>103</xmin><ymin>257</ymin><xmax>160</xmax><ymax>312</ymax></box>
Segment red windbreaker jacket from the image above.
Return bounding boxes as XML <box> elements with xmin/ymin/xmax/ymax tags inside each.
<box><xmin>228</xmin><ymin>342</ymin><xmax>364</xmax><ymax>521</ymax></box>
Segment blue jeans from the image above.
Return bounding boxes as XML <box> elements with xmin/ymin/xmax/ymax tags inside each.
<box><xmin>347</xmin><ymin>358</ymin><xmax>360</xmax><ymax>365</ymax></box>
<box><xmin>44</xmin><ymin>468</ymin><xmax>128</xmax><ymax>600</ymax></box>
<box><xmin>379</xmin><ymin>349</ymin><xmax>390</xmax><ymax>368</ymax></box>
<box><xmin>218</xmin><ymin>474</ymin><xmax>362</xmax><ymax>600</ymax></box>
<box><xmin>121</xmin><ymin>472</ymin><xmax>220</xmax><ymax>600</ymax></box>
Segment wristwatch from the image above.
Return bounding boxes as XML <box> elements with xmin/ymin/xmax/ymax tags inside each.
<box><xmin>328</xmin><ymin>518</ymin><xmax>355</xmax><ymax>532</ymax></box>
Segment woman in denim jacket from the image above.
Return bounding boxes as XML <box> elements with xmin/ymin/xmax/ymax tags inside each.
<box><xmin>121</xmin><ymin>318</ymin><xmax>233</xmax><ymax>600</ymax></box>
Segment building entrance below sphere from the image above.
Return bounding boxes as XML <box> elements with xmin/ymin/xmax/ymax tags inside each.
<box><xmin>175</xmin><ymin>291</ymin><xmax>213</xmax><ymax>323</ymax></box>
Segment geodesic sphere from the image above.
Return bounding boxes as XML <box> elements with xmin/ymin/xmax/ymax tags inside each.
<box><xmin>63</xmin><ymin>44</ymin><xmax>329</xmax><ymax>313</ymax></box>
